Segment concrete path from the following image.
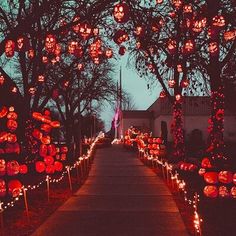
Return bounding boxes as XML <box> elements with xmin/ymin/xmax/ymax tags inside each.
<box><xmin>32</xmin><ymin>145</ymin><xmax>189</xmax><ymax>236</ymax></box>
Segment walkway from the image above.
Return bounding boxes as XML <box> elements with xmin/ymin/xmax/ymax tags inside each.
<box><xmin>32</xmin><ymin>145</ymin><xmax>188</xmax><ymax>236</ymax></box>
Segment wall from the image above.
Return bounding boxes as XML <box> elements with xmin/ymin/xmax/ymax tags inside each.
<box><xmin>122</xmin><ymin>118</ymin><xmax>151</xmax><ymax>135</ymax></box>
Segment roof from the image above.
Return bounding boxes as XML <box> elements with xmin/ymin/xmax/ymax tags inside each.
<box><xmin>148</xmin><ymin>96</ymin><xmax>211</xmax><ymax>117</ymax></box>
<box><xmin>122</xmin><ymin>110</ymin><xmax>153</xmax><ymax>119</ymax></box>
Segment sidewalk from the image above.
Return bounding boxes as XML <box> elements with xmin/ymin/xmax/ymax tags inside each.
<box><xmin>31</xmin><ymin>145</ymin><xmax>188</xmax><ymax>236</ymax></box>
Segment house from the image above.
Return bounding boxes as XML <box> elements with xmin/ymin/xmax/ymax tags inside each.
<box><xmin>120</xmin><ymin>97</ymin><xmax>236</xmax><ymax>143</ymax></box>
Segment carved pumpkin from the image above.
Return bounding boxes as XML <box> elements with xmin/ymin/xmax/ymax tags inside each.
<box><xmin>119</xmin><ymin>46</ymin><xmax>126</xmax><ymax>55</ymax></box>
<box><xmin>218</xmin><ymin>171</ymin><xmax>233</xmax><ymax>184</ymax></box>
<box><xmin>233</xmin><ymin>173</ymin><xmax>236</xmax><ymax>185</ymax></box>
<box><xmin>41</xmin><ymin>124</ymin><xmax>52</xmax><ymax>133</ymax></box>
<box><xmin>204</xmin><ymin>185</ymin><xmax>218</xmax><ymax>198</ymax></box>
<box><xmin>113</xmin><ymin>2</ymin><xmax>129</xmax><ymax>23</ymax></box>
<box><xmin>0</xmin><ymin>179</ymin><xmax>6</xmax><ymax>197</ymax></box>
<box><xmin>60</xmin><ymin>146</ymin><xmax>68</xmax><ymax>153</ymax></box>
<box><xmin>0</xmin><ymin>106</ymin><xmax>8</xmax><ymax>118</ymax></box>
<box><xmin>198</xmin><ymin>168</ymin><xmax>206</xmax><ymax>176</ymax></box>
<box><xmin>0</xmin><ymin>159</ymin><xmax>6</xmax><ymax>176</ymax></box>
<box><xmin>219</xmin><ymin>186</ymin><xmax>229</xmax><ymax>198</ymax></box>
<box><xmin>41</xmin><ymin>136</ymin><xmax>51</xmax><ymax>145</ymax></box>
<box><xmin>19</xmin><ymin>164</ymin><xmax>28</xmax><ymax>174</ymax></box>
<box><xmin>16</xmin><ymin>36</ymin><xmax>30</xmax><ymax>51</ymax></box>
<box><xmin>8</xmin><ymin>179</ymin><xmax>22</xmax><ymax>197</ymax></box>
<box><xmin>54</xmin><ymin>161</ymin><xmax>63</xmax><ymax>172</ymax></box>
<box><xmin>7</xmin><ymin>119</ymin><xmax>18</xmax><ymax>132</ymax></box>
<box><xmin>35</xmin><ymin>161</ymin><xmax>46</xmax><ymax>173</ymax></box>
<box><xmin>44</xmin><ymin>156</ymin><xmax>54</xmax><ymax>165</ymax></box>
<box><xmin>45</xmin><ymin>165</ymin><xmax>55</xmax><ymax>174</ymax></box>
<box><xmin>50</xmin><ymin>121</ymin><xmax>60</xmax><ymax>128</ymax></box>
<box><xmin>7</xmin><ymin>133</ymin><xmax>17</xmax><ymax>143</ymax></box>
<box><xmin>79</xmin><ymin>22</ymin><xmax>92</xmax><ymax>39</ymax></box>
<box><xmin>7</xmin><ymin>160</ymin><xmax>20</xmax><ymax>176</ymax></box>
<box><xmin>32</xmin><ymin>129</ymin><xmax>43</xmax><ymax>140</ymax></box>
<box><xmin>114</xmin><ymin>30</ymin><xmax>129</xmax><ymax>45</ymax></box>
<box><xmin>48</xmin><ymin>144</ymin><xmax>57</xmax><ymax>156</ymax></box>
<box><xmin>5</xmin><ymin>40</ymin><xmax>15</xmax><ymax>57</ymax></box>
<box><xmin>45</xmin><ymin>34</ymin><xmax>56</xmax><ymax>53</ymax></box>
<box><xmin>204</xmin><ymin>172</ymin><xmax>218</xmax><ymax>184</ymax></box>
<box><xmin>39</xmin><ymin>144</ymin><xmax>48</xmax><ymax>157</ymax></box>
<box><xmin>230</xmin><ymin>186</ymin><xmax>236</xmax><ymax>198</ymax></box>
<box><xmin>201</xmin><ymin>157</ymin><xmax>212</xmax><ymax>169</ymax></box>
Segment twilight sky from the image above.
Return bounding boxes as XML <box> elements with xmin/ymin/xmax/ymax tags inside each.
<box><xmin>100</xmin><ymin>53</ymin><xmax>161</xmax><ymax>131</ymax></box>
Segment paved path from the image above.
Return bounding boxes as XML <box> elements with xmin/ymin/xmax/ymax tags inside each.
<box><xmin>32</xmin><ymin>145</ymin><xmax>188</xmax><ymax>236</ymax></box>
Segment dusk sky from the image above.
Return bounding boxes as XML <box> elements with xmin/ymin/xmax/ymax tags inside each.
<box><xmin>101</xmin><ymin>53</ymin><xmax>161</xmax><ymax>131</ymax></box>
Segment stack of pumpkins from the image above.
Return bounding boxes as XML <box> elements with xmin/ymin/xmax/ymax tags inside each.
<box><xmin>199</xmin><ymin>157</ymin><xmax>236</xmax><ymax>198</ymax></box>
<box><xmin>31</xmin><ymin>110</ymin><xmax>67</xmax><ymax>174</ymax></box>
<box><xmin>0</xmin><ymin>105</ymin><xmax>26</xmax><ymax>199</ymax></box>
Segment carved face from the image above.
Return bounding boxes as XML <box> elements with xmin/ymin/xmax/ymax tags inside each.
<box><xmin>219</xmin><ymin>186</ymin><xmax>229</xmax><ymax>198</ymax></box>
<box><xmin>167</xmin><ymin>39</ymin><xmax>176</xmax><ymax>54</ymax></box>
<box><xmin>7</xmin><ymin>160</ymin><xmax>20</xmax><ymax>176</ymax></box>
<box><xmin>212</xmin><ymin>15</ymin><xmax>225</xmax><ymax>27</ymax></box>
<box><xmin>7</xmin><ymin>119</ymin><xmax>18</xmax><ymax>132</ymax></box>
<box><xmin>45</xmin><ymin>34</ymin><xmax>56</xmax><ymax>52</ymax></box>
<box><xmin>7</xmin><ymin>111</ymin><xmax>18</xmax><ymax>120</ymax></box>
<box><xmin>79</xmin><ymin>22</ymin><xmax>92</xmax><ymax>39</ymax></box>
<box><xmin>17</xmin><ymin>37</ymin><xmax>24</xmax><ymax>50</ymax></box>
<box><xmin>0</xmin><ymin>179</ymin><xmax>6</xmax><ymax>197</ymax></box>
<box><xmin>168</xmin><ymin>79</ymin><xmax>175</xmax><ymax>88</ymax></box>
<box><xmin>184</xmin><ymin>40</ymin><xmax>194</xmax><ymax>53</ymax></box>
<box><xmin>183</xmin><ymin>4</ymin><xmax>192</xmax><ymax>13</ymax></box>
<box><xmin>208</xmin><ymin>42</ymin><xmax>218</xmax><ymax>55</ymax></box>
<box><xmin>7</xmin><ymin>133</ymin><xmax>17</xmax><ymax>143</ymax></box>
<box><xmin>231</xmin><ymin>187</ymin><xmax>236</xmax><ymax>198</ymax></box>
<box><xmin>8</xmin><ymin>180</ymin><xmax>22</xmax><ymax>197</ymax></box>
<box><xmin>113</xmin><ymin>3</ymin><xmax>129</xmax><ymax>23</ymax></box>
<box><xmin>5</xmin><ymin>40</ymin><xmax>15</xmax><ymax>57</ymax></box>
<box><xmin>172</xmin><ymin>0</ymin><xmax>182</xmax><ymax>8</ymax></box>
<box><xmin>0</xmin><ymin>159</ymin><xmax>6</xmax><ymax>176</ymax></box>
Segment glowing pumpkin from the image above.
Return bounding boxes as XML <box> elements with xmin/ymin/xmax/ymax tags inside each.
<box><xmin>35</xmin><ymin>161</ymin><xmax>46</xmax><ymax>173</ymax></box>
<box><xmin>39</xmin><ymin>144</ymin><xmax>48</xmax><ymax>157</ymax></box>
<box><xmin>201</xmin><ymin>157</ymin><xmax>212</xmax><ymax>169</ymax></box>
<box><xmin>44</xmin><ymin>156</ymin><xmax>54</xmax><ymax>165</ymax></box>
<box><xmin>45</xmin><ymin>34</ymin><xmax>56</xmax><ymax>53</ymax></box>
<box><xmin>8</xmin><ymin>179</ymin><xmax>22</xmax><ymax>197</ymax></box>
<box><xmin>19</xmin><ymin>164</ymin><xmax>28</xmax><ymax>174</ymax></box>
<box><xmin>230</xmin><ymin>187</ymin><xmax>236</xmax><ymax>198</ymax></box>
<box><xmin>218</xmin><ymin>171</ymin><xmax>233</xmax><ymax>184</ymax></box>
<box><xmin>204</xmin><ymin>185</ymin><xmax>218</xmax><ymax>198</ymax></box>
<box><xmin>7</xmin><ymin>160</ymin><xmax>20</xmax><ymax>176</ymax></box>
<box><xmin>54</xmin><ymin>161</ymin><xmax>63</xmax><ymax>172</ymax></box>
<box><xmin>5</xmin><ymin>40</ymin><xmax>15</xmax><ymax>57</ymax></box>
<box><xmin>113</xmin><ymin>2</ymin><xmax>129</xmax><ymax>23</ymax></box>
<box><xmin>7</xmin><ymin>119</ymin><xmax>18</xmax><ymax>132</ymax></box>
<box><xmin>45</xmin><ymin>165</ymin><xmax>55</xmax><ymax>174</ymax></box>
<box><xmin>204</xmin><ymin>172</ymin><xmax>218</xmax><ymax>184</ymax></box>
<box><xmin>0</xmin><ymin>106</ymin><xmax>8</xmax><ymax>118</ymax></box>
<box><xmin>48</xmin><ymin>144</ymin><xmax>57</xmax><ymax>156</ymax></box>
<box><xmin>0</xmin><ymin>179</ymin><xmax>6</xmax><ymax>197</ymax></box>
<box><xmin>219</xmin><ymin>186</ymin><xmax>229</xmax><ymax>198</ymax></box>
<box><xmin>0</xmin><ymin>159</ymin><xmax>6</xmax><ymax>176</ymax></box>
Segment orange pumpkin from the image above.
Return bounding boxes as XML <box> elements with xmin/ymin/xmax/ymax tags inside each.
<box><xmin>8</xmin><ymin>179</ymin><xmax>22</xmax><ymax>197</ymax></box>
<box><xmin>204</xmin><ymin>172</ymin><xmax>218</xmax><ymax>184</ymax></box>
<box><xmin>39</xmin><ymin>144</ymin><xmax>48</xmax><ymax>157</ymax></box>
<box><xmin>0</xmin><ymin>179</ymin><xmax>6</xmax><ymax>197</ymax></box>
<box><xmin>44</xmin><ymin>156</ymin><xmax>54</xmax><ymax>165</ymax></box>
<box><xmin>204</xmin><ymin>185</ymin><xmax>218</xmax><ymax>198</ymax></box>
<box><xmin>54</xmin><ymin>161</ymin><xmax>63</xmax><ymax>172</ymax></box>
<box><xmin>0</xmin><ymin>106</ymin><xmax>8</xmax><ymax>118</ymax></box>
<box><xmin>230</xmin><ymin>187</ymin><xmax>236</xmax><ymax>198</ymax></box>
<box><xmin>219</xmin><ymin>186</ymin><xmax>229</xmax><ymax>198</ymax></box>
<box><xmin>35</xmin><ymin>161</ymin><xmax>46</xmax><ymax>173</ymax></box>
<box><xmin>218</xmin><ymin>171</ymin><xmax>233</xmax><ymax>184</ymax></box>
<box><xmin>201</xmin><ymin>157</ymin><xmax>212</xmax><ymax>168</ymax></box>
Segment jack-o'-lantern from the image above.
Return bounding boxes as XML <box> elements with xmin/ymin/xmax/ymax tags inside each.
<box><xmin>0</xmin><ymin>106</ymin><xmax>8</xmax><ymax>118</ymax></box>
<box><xmin>159</xmin><ymin>90</ymin><xmax>166</xmax><ymax>98</ymax></box>
<box><xmin>93</xmin><ymin>27</ymin><xmax>99</xmax><ymax>36</ymax></box>
<box><xmin>39</xmin><ymin>144</ymin><xmax>48</xmax><ymax>157</ymax></box>
<box><xmin>72</xmin><ymin>16</ymin><xmax>80</xmax><ymax>33</ymax></box>
<box><xmin>48</xmin><ymin>144</ymin><xmax>56</xmax><ymax>156</ymax></box>
<box><xmin>5</xmin><ymin>142</ymin><xmax>20</xmax><ymax>154</ymax></box>
<box><xmin>77</xmin><ymin>63</ymin><xmax>84</xmax><ymax>71</ymax></box>
<box><xmin>50</xmin><ymin>121</ymin><xmax>60</xmax><ymax>128</ymax></box>
<box><xmin>114</xmin><ymin>30</ymin><xmax>129</xmax><ymax>45</ymax></box>
<box><xmin>172</xmin><ymin>0</ymin><xmax>182</xmax><ymax>9</ymax></box>
<box><xmin>38</xmin><ymin>75</ymin><xmax>45</xmax><ymax>83</ymax></box>
<box><xmin>113</xmin><ymin>2</ymin><xmax>129</xmax><ymax>23</ymax></box>
<box><xmin>54</xmin><ymin>43</ymin><xmax>61</xmax><ymax>56</ymax></box>
<box><xmin>35</xmin><ymin>161</ymin><xmax>46</xmax><ymax>173</ymax></box>
<box><xmin>7</xmin><ymin>119</ymin><xmax>18</xmax><ymax>132</ymax></box>
<box><xmin>7</xmin><ymin>111</ymin><xmax>18</xmax><ymax>120</ymax></box>
<box><xmin>32</xmin><ymin>129</ymin><xmax>43</xmax><ymax>140</ymax></box>
<box><xmin>45</xmin><ymin>165</ymin><xmax>55</xmax><ymax>174</ymax></box>
<box><xmin>7</xmin><ymin>133</ymin><xmax>17</xmax><ymax>143</ymax></box>
<box><xmin>61</xmin><ymin>153</ymin><xmax>67</xmax><ymax>161</ymax></box>
<box><xmin>212</xmin><ymin>15</ymin><xmax>225</xmax><ymax>28</ymax></box>
<box><xmin>0</xmin><ymin>159</ymin><xmax>6</xmax><ymax>176</ymax></box>
<box><xmin>183</xmin><ymin>40</ymin><xmax>194</xmax><ymax>54</ymax></box>
<box><xmin>168</xmin><ymin>79</ymin><xmax>175</xmax><ymax>88</ymax></box>
<box><xmin>41</xmin><ymin>124</ymin><xmax>52</xmax><ymax>133</ymax></box>
<box><xmin>16</xmin><ymin>36</ymin><xmax>29</xmax><ymax>51</ymax></box>
<box><xmin>183</xmin><ymin>4</ymin><xmax>192</xmax><ymax>15</ymax></box>
<box><xmin>219</xmin><ymin>186</ymin><xmax>229</xmax><ymax>198</ymax></box>
<box><xmin>218</xmin><ymin>171</ymin><xmax>233</xmax><ymax>184</ymax></box>
<box><xmin>44</xmin><ymin>156</ymin><xmax>54</xmax><ymax>165</ymax></box>
<box><xmin>11</xmin><ymin>86</ymin><xmax>18</xmax><ymax>93</ymax></box>
<box><xmin>119</xmin><ymin>46</ymin><xmax>126</xmax><ymax>55</ymax></box>
<box><xmin>167</xmin><ymin>39</ymin><xmax>176</xmax><ymax>54</ymax></box>
<box><xmin>19</xmin><ymin>164</ymin><xmax>28</xmax><ymax>174</ymax></box>
<box><xmin>5</xmin><ymin>40</ymin><xmax>15</xmax><ymax>57</ymax></box>
<box><xmin>201</xmin><ymin>157</ymin><xmax>212</xmax><ymax>169</ymax></box>
<box><xmin>181</xmin><ymin>79</ymin><xmax>190</xmax><ymax>88</ymax></box>
<box><xmin>134</xmin><ymin>26</ymin><xmax>144</xmax><ymax>36</ymax></box>
<box><xmin>204</xmin><ymin>185</ymin><xmax>218</xmax><ymax>198</ymax></box>
<box><xmin>8</xmin><ymin>179</ymin><xmax>22</xmax><ymax>197</ymax></box>
<box><xmin>79</xmin><ymin>22</ymin><xmax>92</xmax><ymax>39</ymax></box>
<box><xmin>204</xmin><ymin>172</ymin><xmax>218</xmax><ymax>184</ymax></box>
<box><xmin>0</xmin><ymin>179</ymin><xmax>6</xmax><ymax>197</ymax></box>
<box><xmin>224</xmin><ymin>31</ymin><xmax>236</xmax><ymax>41</ymax></box>
<box><xmin>7</xmin><ymin>160</ymin><xmax>20</xmax><ymax>176</ymax></box>
<box><xmin>198</xmin><ymin>168</ymin><xmax>206</xmax><ymax>176</ymax></box>
<box><xmin>208</xmin><ymin>42</ymin><xmax>218</xmax><ymax>56</ymax></box>
<box><xmin>60</xmin><ymin>146</ymin><xmax>68</xmax><ymax>153</ymax></box>
<box><xmin>233</xmin><ymin>173</ymin><xmax>236</xmax><ymax>185</ymax></box>
<box><xmin>230</xmin><ymin>186</ymin><xmax>236</xmax><ymax>198</ymax></box>
<box><xmin>41</xmin><ymin>136</ymin><xmax>51</xmax><ymax>145</ymax></box>
<box><xmin>54</xmin><ymin>161</ymin><xmax>63</xmax><ymax>172</ymax></box>
<box><xmin>105</xmin><ymin>49</ymin><xmax>113</xmax><ymax>58</ymax></box>
<box><xmin>45</xmin><ymin>34</ymin><xmax>56</xmax><ymax>53</ymax></box>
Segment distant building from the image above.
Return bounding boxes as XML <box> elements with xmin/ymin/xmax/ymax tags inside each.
<box><xmin>120</xmin><ymin>97</ymin><xmax>236</xmax><ymax>143</ymax></box>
